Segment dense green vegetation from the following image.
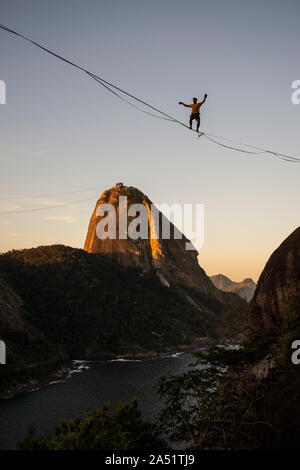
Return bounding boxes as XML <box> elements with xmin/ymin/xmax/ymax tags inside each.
<box><xmin>0</xmin><ymin>244</ymin><xmax>239</xmax><ymax>394</ymax></box>
<box><xmin>19</xmin><ymin>399</ymin><xmax>165</xmax><ymax>450</ymax></box>
<box><xmin>0</xmin><ymin>271</ymin><xmax>68</xmax><ymax>395</ymax></box>
<box><xmin>0</xmin><ymin>245</ymin><xmax>213</xmax><ymax>353</ymax></box>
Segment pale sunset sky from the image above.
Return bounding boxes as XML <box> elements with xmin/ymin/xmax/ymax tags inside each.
<box><xmin>0</xmin><ymin>0</ymin><xmax>299</xmax><ymax>282</ymax></box>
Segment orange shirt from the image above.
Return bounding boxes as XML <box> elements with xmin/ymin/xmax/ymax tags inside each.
<box><xmin>189</xmin><ymin>103</ymin><xmax>201</xmax><ymax>114</ymax></box>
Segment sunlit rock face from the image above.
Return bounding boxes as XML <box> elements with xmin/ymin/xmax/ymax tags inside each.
<box><xmin>84</xmin><ymin>183</ymin><xmax>219</xmax><ymax>296</ymax></box>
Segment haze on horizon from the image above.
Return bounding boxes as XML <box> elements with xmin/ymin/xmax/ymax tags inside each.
<box><xmin>0</xmin><ymin>0</ymin><xmax>299</xmax><ymax>282</ymax></box>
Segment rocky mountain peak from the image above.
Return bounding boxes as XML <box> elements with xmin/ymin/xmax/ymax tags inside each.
<box><xmin>84</xmin><ymin>183</ymin><xmax>216</xmax><ymax>295</ymax></box>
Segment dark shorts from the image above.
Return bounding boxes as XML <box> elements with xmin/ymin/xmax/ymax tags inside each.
<box><xmin>190</xmin><ymin>113</ymin><xmax>200</xmax><ymax>120</ymax></box>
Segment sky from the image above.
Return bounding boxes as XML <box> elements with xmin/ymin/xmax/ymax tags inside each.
<box><xmin>0</xmin><ymin>0</ymin><xmax>299</xmax><ymax>282</ymax></box>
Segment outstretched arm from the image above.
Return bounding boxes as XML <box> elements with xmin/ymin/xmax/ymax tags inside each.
<box><xmin>178</xmin><ymin>102</ymin><xmax>190</xmax><ymax>107</ymax></box>
<box><xmin>199</xmin><ymin>94</ymin><xmax>208</xmax><ymax>105</ymax></box>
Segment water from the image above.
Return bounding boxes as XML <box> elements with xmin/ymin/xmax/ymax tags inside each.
<box><xmin>0</xmin><ymin>352</ymin><xmax>196</xmax><ymax>450</ymax></box>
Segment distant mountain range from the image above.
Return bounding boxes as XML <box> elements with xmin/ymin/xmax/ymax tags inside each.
<box><xmin>210</xmin><ymin>274</ymin><xmax>256</xmax><ymax>301</ymax></box>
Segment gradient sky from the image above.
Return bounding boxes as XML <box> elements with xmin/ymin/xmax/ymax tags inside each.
<box><xmin>0</xmin><ymin>0</ymin><xmax>299</xmax><ymax>282</ymax></box>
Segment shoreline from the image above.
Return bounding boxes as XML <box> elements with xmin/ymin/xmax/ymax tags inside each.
<box><xmin>0</xmin><ymin>336</ymin><xmax>241</xmax><ymax>399</ymax></box>
<box><xmin>0</xmin><ymin>365</ymin><xmax>70</xmax><ymax>400</ymax></box>
<box><xmin>92</xmin><ymin>337</ymin><xmax>222</xmax><ymax>360</ymax></box>
<box><xmin>93</xmin><ymin>335</ymin><xmax>241</xmax><ymax>360</ymax></box>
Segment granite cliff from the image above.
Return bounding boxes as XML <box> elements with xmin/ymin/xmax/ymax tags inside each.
<box><xmin>233</xmin><ymin>226</ymin><xmax>300</xmax><ymax>448</ymax></box>
<box><xmin>84</xmin><ymin>183</ymin><xmax>217</xmax><ymax>294</ymax></box>
<box><xmin>246</xmin><ymin>226</ymin><xmax>300</xmax><ymax>341</ymax></box>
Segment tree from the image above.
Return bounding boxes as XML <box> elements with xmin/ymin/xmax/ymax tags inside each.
<box><xmin>19</xmin><ymin>399</ymin><xmax>166</xmax><ymax>450</ymax></box>
<box><xmin>156</xmin><ymin>348</ymin><xmax>277</xmax><ymax>450</ymax></box>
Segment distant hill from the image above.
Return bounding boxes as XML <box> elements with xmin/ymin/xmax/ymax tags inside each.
<box><xmin>210</xmin><ymin>274</ymin><xmax>256</xmax><ymax>301</ymax></box>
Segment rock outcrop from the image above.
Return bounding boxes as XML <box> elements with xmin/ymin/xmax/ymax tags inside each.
<box><xmin>151</xmin><ymin>226</ymin><xmax>300</xmax><ymax>449</ymax></box>
<box><xmin>246</xmin><ymin>226</ymin><xmax>300</xmax><ymax>340</ymax></box>
<box><xmin>236</xmin><ymin>227</ymin><xmax>300</xmax><ymax>448</ymax></box>
<box><xmin>210</xmin><ymin>274</ymin><xmax>256</xmax><ymax>301</ymax></box>
<box><xmin>84</xmin><ymin>183</ymin><xmax>217</xmax><ymax>295</ymax></box>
